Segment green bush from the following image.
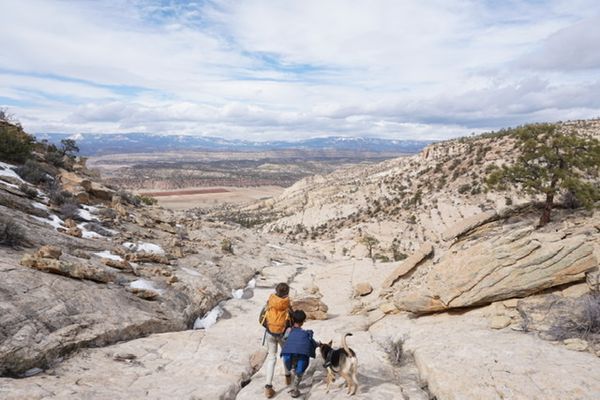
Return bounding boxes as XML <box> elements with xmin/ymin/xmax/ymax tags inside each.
<box><xmin>0</xmin><ymin>122</ymin><xmax>34</xmax><ymax>164</ymax></box>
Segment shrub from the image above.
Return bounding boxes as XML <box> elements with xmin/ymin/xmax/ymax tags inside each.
<box><xmin>117</xmin><ymin>190</ymin><xmax>141</xmax><ymax>207</ymax></box>
<box><xmin>548</xmin><ymin>293</ymin><xmax>600</xmax><ymax>341</ymax></box>
<box><xmin>221</xmin><ymin>238</ymin><xmax>234</xmax><ymax>254</ymax></box>
<box><xmin>97</xmin><ymin>207</ymin><xmax>117</xmax><ymax>221</ymax></box>
<box><xmin>0</xmin><ymin>216</ymin><xmax>27</xmax><ymax>248</ymax></box>
<box><xmin>561</xmin><ymin>190</ymin><xmax>581</xmax><ymax>209</ymax></box>
<box><xmin>0</xmin><ymin>119</ymin><xmax>34</xmax><ymax>163</ymax></box>
<box><xmin>136</xmin><ymin>194</ymin><xmax>157</xmax><ymax>206</ymax></box>
<box><xmin>49</xmin><ymin>186</ymin><xmax>73</xmax><ymax>206</ymax></box>
<box><xmin>458</xmin><ymin>184</ymin><xmax>471</xmax><ymax>194</ymax></box>
<box><xmin>19</xmin><ymin>183</ymin><xmax>38</xmax><ymax>199</ymax></box>
<box><xmin>383</xmin><ymin>338</ymin><xmax>404</xmax><ymax>366</ymax></box>
<box><xmin>83</xmin><ymin>222</ymin><xmax>114</xmax><ymax>237</ymax></box>
<box><xmin>15</xmin><ymin>160</ymin><xmax>51</xmax><ymax>185</ymax></box>
<box><xmin>59</xmin><ymin>201</ymin><xmax>81</xmax><ymax>220</ymax></box>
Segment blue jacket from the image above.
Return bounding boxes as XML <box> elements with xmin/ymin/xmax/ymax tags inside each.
<box><xmin>281</xmin><ymin>327</ymin><xmax>317</xmax><ymax>358</ymax></box>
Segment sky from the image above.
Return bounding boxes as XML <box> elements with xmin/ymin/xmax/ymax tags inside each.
<box><xmin>1</xmin><ymin>0</ymin><xmax>600</xmax><ymax>141</ymax></box>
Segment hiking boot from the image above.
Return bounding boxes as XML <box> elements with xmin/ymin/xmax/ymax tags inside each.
<box><xmin>290</xmin><ymin>388</ymin><xmax>301</xmax><ymax>398</ymax></box>
<box><xmin>264</xmin><ymin>385</ymin><xmax>275</xmax><ymax>398</ymax></box>
<box><xmin>285</xmin><ymin>374</ymin><xmax>292</xmax><ymax>385</ymax></box>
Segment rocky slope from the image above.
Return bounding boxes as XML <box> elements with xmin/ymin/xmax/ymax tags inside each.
<box><xmin>1</xmin><ymin>119</ymin><xmax>599</xmax><ymax>399</ymax></box>
<box><xmin>1</xmin><ymin>157</ymin><xmax>315</xmax><ymax>378</ymax></box>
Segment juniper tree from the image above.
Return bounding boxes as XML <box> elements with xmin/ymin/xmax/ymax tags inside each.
<box><xmin>359</xmin><ymin>234</ymin><xmax>379</xmax><ymax>260</ymax></box>
<box><xmin>486</xmin><ymin>123</ymin><xmax>600</xmax><ymax>226</ymax></box>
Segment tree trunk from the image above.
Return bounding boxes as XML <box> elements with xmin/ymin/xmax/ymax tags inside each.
<box><xmin>539</xmin><ymin>192</ymin><xmax>554</xmax><ymax>226</ymax></box>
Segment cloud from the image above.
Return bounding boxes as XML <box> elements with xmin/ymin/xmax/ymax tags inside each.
<box><xmin>1</xmin><ymin>0</ymin><xmax>600</xmax><ymax>140</ymax></box>
<box><xmin>517</xmin><ymin>14</ymin><xmax>600</xmax><ymax>70</ymax></box>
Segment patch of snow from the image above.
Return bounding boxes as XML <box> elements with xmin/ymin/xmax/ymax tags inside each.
<box><xmin>82</xmin><ymin>230</ymin><xmax>102</xmax><ymax>239</ymax></box>
<box><xmin>193</xmin><ymin>305</ymin><xmax>224</xmax><ymax>330</ymax></box>
<box><xmin>21</xmin><ymin>367</ymin><xmax>43</xmax><ymax>377</ymax></box>
<box><xmin>81</xmin><ymin>204</ymin><xmax>100</xmax><ymax>212</ymax></box>
<box><xmin>246</xmin><ymin>278</ymin><xmax>256</xmax><ymax>289</ymax></box>
<box><xmin>32</xmin><ymin>201</ymin><xmax>48</xmax><ymax>210</ymax></box>
<box><xmin>271</xmin><ymin>260</ymin><xmax>285</xmax><ymax>267</ymax></box>
<box><xmin>232</xmin><ymin>288</ymin><xmax>244</xmax><ymax>299</ymax></box>
<box><xmin>33</xmin><ymin>214</ymin><xmax>64</xmax><ymax>229</ymax></box>
<box><xmin>123</xmin><ymin>242</ymin><xmax>165</xmax><ymax>255</ymax></box>
<box><xmin>78</xmin><ymin>208</ymin><xmax>98</xmax><ymax>221</ymax></box>
<box><xmin>94</xmin><ymin>251</ymin><xmax>122</xmax><ymax>261</ymax></box>
<box><xmin>130</xmin><ymin>279</ymin><xmax>163</xmax><ymax>294</ymax></box>
<box><xmin>181</xmin><ymin>267</ymin><xmax>201</xmax><ymax>276</ymax></box>
<box><xmin>0</xmin><ymin>161</ymin><xmax>25</xmax><ymax>183</ymax></box>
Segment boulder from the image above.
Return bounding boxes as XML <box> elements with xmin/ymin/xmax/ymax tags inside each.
<box><xmin>354</xmin><ymin>282</ymin><xmax>373</xmax><ymax>296</ymax></box>
<box><xmin>21</xmin><ymin>253</ymin><xmax>116</xmax><ymax>283</ymax></box>
<box><xmin>564</xmin><ymin>338</ymin><xmax>588</xmax><ymax>352</ymax></box>
<box><xmin>36</xmin><ymin>245</ymin><xmax>62</xmax><ymax>260</ymax></box>
<box><xmin>394</xmin><ymin>228</ymin><xmax>598</xmax><ymax>313</ymax></box>
<box><xmin>381</xmin><ymin>242</ymin><xmax>433</xmax><ymax>288</ymax></box>
<box><xmin>490</xmin><ymin>315</ymin><xmax>511</xmax><ymax>329</ymax></box>
<box><xmin>291</xmin><ymin>296</ymin><xmax>328</xmax><ymax>320</ymax></box>
<box><xmin>128</xmin><ymin>287</ymin><xmax>160</xmax><ymax>300</ymax></box>
<box><xmin>89</xmin><ymin>182</ymin><xmax>115</xmax><ymax>201</ymax></box>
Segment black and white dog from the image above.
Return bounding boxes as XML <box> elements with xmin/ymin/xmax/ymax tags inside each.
<box><xmin>318</xmin><ymin>333</ymin><xmax>358</xmax><ymax>395</ymax></box>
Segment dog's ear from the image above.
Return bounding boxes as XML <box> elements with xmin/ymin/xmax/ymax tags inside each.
<box><xmin>328</xmin><ymin>340</ymin><xmax>333</xmax><ymax>346</ymax></box>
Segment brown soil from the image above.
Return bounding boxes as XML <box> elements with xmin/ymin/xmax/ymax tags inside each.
<box><xmin>142</xmin><ymin>188</ymin><xmax>230</xmax><ymax>197</ymax></box>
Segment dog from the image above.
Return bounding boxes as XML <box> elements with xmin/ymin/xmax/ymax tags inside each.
<box><xmin>318</xmin><ymin>333</ymin><xmax>358</xmax><ymax>395</ymax></box>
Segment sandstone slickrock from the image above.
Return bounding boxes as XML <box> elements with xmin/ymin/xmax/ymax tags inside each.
<box><xmin>20</xmin><ymin>253</ymin><xmax>115</xmax><ymax>283</ymax></box>
<box><xmin>381</xmin><ymin>242</ymin><xmax>433</xmax><ymax>288</ymax></box>
<box><xmin>371</xmin><ymin>310</ymin><xmax>600</xmax><ymax>400</ymax></box>
<box><xmin>393</xmin><ymin>228</ymin><xmax>598</xmax><ymax>313</ymax></box>
<box><xmin>291</xmin><ymin>296</ymin><xmax>329</xmax><ymax>320</ymax></box>
<box><xmin>354</xmin><ymin>282</ymin><xmax>373</xmax><ymax>296</ymax></box>
<box><xmin>441</xmin><ymin>210</ymin><xmax>498</xmax><ymax>241</ymax></box>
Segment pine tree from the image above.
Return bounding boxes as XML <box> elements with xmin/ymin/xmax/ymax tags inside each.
<box><xmin>486</xmin><ymin>123</ymin><xmax>600</xmax><ymax>226</ymax></box>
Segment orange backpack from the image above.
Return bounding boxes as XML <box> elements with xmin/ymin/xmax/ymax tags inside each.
<box><xmin>259</xmin><ymin>294</ymin><xmax>291</xmax><ymax>335</ymax></box>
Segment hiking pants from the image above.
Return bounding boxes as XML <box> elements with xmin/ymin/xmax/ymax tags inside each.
<box><xmin>265</xmin><ymin>333</ymin><xmax>290</xmax><ymax>386</ymax></box>
<box><xmin>282</xmin><ymin>354</ymin><xmax>309</xmax><ymax>376</ymax></box>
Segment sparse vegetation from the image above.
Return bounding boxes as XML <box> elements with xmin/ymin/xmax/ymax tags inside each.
<box><xmin>59</xmin><ymin>201</ymin><xmax>81</xmax><ymax>220</ymax></box>
<box><xmin>19</xmin><ymin>183</ymin><xmax>38</xmax><ymax>199</ymax></box>
<box><xmin>15</xmin><ymin>160</ymin><xmax>52</xmax><ymax>185</ymax></box>
<box><xmin>221</xmin><ymin>238</ymin><xmax>234</xmax><ymax>254</ymax></box>
<box><xmin>486</xmin><ymin>123</ymin><xmax>600</xmax><ymax>226</ymax></box>
<box><xmin>0</xmin><ymin>216</ymin><xmax>27</xmax><ymax>248</ymax></box>
<box><xmin>0</xmin><ymin>111</ymin><xmax>34</xmax><ymax>164</ymax></box>
<box><xmin>383</xmin><ymin>337</ymin><xmax>404</xmax><ymax>366</ymax></box>
<box><xmin>548</xmin><ymin>293</ymin><xmax>600</xmax><ymax>342</ymax></box>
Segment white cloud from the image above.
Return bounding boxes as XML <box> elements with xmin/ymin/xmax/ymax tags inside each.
<box><xmin>0</xmin><ymin>0</ymin><xmax>599</xmax><ymax>140</ymax></box>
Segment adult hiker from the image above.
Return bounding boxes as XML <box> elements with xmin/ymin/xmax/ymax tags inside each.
<box><xmin>260</xmin><ymin>282</ymin><xmax>293</xmax><ymax>398</ymax></box>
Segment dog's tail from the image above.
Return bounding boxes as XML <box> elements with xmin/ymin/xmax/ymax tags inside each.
<box><xmin>341</xmin><ymin>333</ymin><xmax>353</xmax><ymax>355</ymax></box>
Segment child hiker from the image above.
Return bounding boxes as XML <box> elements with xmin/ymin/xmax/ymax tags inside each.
<box><xmin>262</xmin><ymin>282</ymin><xmax>293</xmax><ymax>398</ymax></box>
<box><xmin>280</xmin><ymin>310</ymin><xmax>319</xmax><ymax>398</ymax></box>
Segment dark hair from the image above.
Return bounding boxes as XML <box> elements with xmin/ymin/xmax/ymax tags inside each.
<box><xmin>276</xmin><ymin>282</ymin><xmax>289</xmax><ymax>297</ymax></box>
<box><xmin>292</xmin><ymin>310</ymin><xmax>306</xmax><ymax>325</ymax></box>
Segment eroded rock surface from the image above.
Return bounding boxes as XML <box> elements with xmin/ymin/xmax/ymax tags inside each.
<box><xmin>393</xmin><ymin>227</ymin><xmax>598</xmax><ymax>313</ymax></box>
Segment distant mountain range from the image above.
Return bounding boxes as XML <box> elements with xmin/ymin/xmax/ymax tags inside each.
<box><xmin>35</xmin><ymin>133</ymin><xmax>433</xmax><ymax>156</ymax></box>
